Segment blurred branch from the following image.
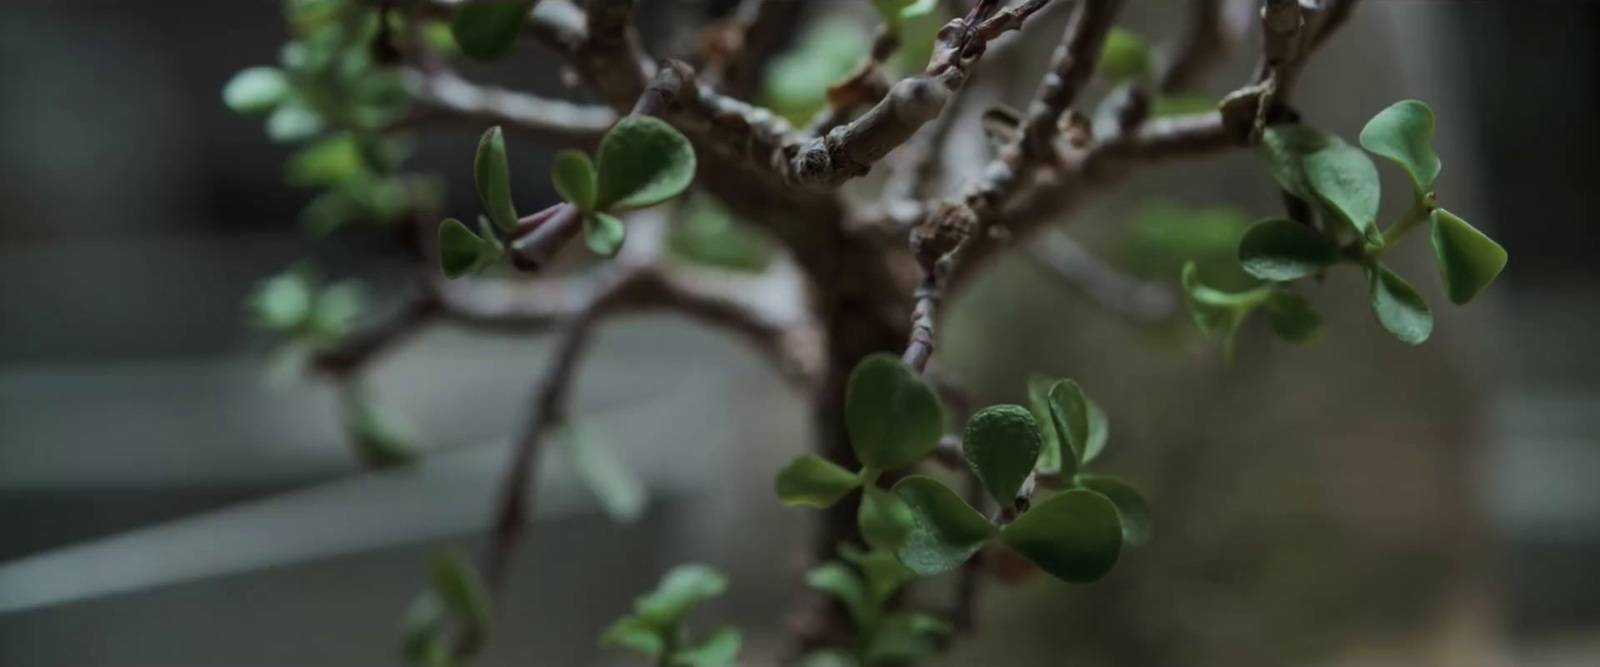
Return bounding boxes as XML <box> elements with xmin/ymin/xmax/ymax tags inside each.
<box><xmin>401</xmin><ymin>68</ymin><xmax>616</xmax><ymax>142</ymax></box>
<box><xmin>1025</xmin><ymin>229</ymin><xmax>1179</xmax><ymax>325</ymax></box>
<box><xmin>1156</xmin><ymin>0</ymin><xmax>1227</xmax><ymax>94</ymax></box>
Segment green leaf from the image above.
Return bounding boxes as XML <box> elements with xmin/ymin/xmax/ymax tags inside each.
<box><xmin>450</xmin><ymin>1</ymin><xmax>536</xmax><ymax>61</ymax></box>
<box><xmin>1075</xmin><ymin>474</ymin><xmax>1151</xmax><ymax>546</ymax></box>
<box><xmin>1237</xmin><ymin>218</ymin><xmax>1339</xmax><ymax>281</ymax></box>
<box><xmin>1082</xmin><ymin>399</ymin><xmax>1110</xmax><ymax>465</ymax></box>
<box><xmin>801</xmin><ymin>650</ymin><xmax>861</xmax><ymax>667</ymax></box>
<box><xmin>223</xmin><ymin>66</ymin><xmax>291</xmax><ymax>114</ymax></box>
<box><xmin>308</xmin><ymin>280</ymin><xmax>365</xmax><ymax>340</ymax></box>
<box><xmin>430</xmin><ymin>549</ymin><xmax>492</xmax><ymax>641</ymax></box>
<box><xmin>584</xmin><ymin>212</ymin><xmax>627</xmax><ymax>258</ymax></box>
<box><xmin>891</xmin><ymin>476</ymin><xmax>997</xmax><ymax>576</ymax></box>
<box><xmin>634</xmin><ymin>564</ymin><xmax>727</xmax><ymax>629</ymax></box>
<box><xmin>249</xmin><ymin>270</ymin><xmax>314</xmax><ymax>330</ymax></box>
<box><xmin>845</xmin><ymin>353</ymin><xmax>945</xmax><ymax>470</ymax></box>
<box><xmin>398</xmin><ymin>590</ymin><xmax>446</xmax><ymax>667</ymax></box>
<box><xmin>872</xmin><ymin>0</ymin><xmax>938</xmax><ymax>28</ymax></box>
<box><xmin>1151</xmin><ymin>95</ymin><xmax>1218</xmax><ymax>116</ymax></box>
<box><xmin>475</xmin><ymin>126</ymin><xmax>518</xmax><ymax>232</ymax></box>
<box><xmin>999</xmin><ymin>489</ymin><xmax>1123</xmax><ymax>584</ymax></box>
<box><xmin>859</xmin><ymin>485</ymin><xmax>916</xmax><ymax>551</ymax></box>
<box><xmin>962</xmin><ymin>405</ymin><xmax>1043</xmax><ymax>506</ymax></box>
<box><xmin>1259</xmin><ymin>125</ymin><xmax>1383</xmax><ymax>244</ymax></box>
<box><xmin>286</xmin><ymin>134</ymin><xmax>364</xmax><ymax>187</ymax></box>
<box><xmin>1360</xmin><ymin>99</ymin><xmax>1442</xmax><ymax>193</ymax></box>
<box><xmin>865</xmin><ymin>612</ymin><xmax>950</xmax><ymax>663</ymax></box>
<box><xmin>1365</xmin><ymin>263</ymin><xmax>1433</xmax><ymax>345</ymax></box>
<box><xmin>266</xmin><ymin>102</ymin><xmax>324</xmax><ymax>143</ymax></box>
<box><xmin>347</xmin><ymin>394</ymin><xmax>420</xmax><ymax>468</ymax></box>
<box><xmin>1431</xmin><ymin>208</ymin><xmax>1507</xmax><ymax>305</ymax></box>
<box><xmin>561</xmin><ymin>425</ymin><xmax>646</xmax><ymax>522</ymax></box>
<box><xmin>672</xmin><ymin>627</ymin><xmax>741</xmax><ymax>667</ymax></box>
<box><xmin>601</xmin><ymin>616</ymin><xmax>665</xmax><ymax>658</ymax></box>
<box><xmin>1048</xmin><ymin>381</ymin><xmax>1091</xmax><ymax>468</ymax></box>
<box><xmin>1027</xmin><ymin>375</ymin><xmax>1064</xmax><ymax>475</ymax></box>
<box><xmin>837</xmin><ymin>543</ymin><xmax>911</xmax><ymax>603</ymax></box>
<box><xmin>595</xmin><ymin>117</ymin><xmax>697</xmax><ymax>211</ymax></box>
<box><xmin>552</xmin><ymin>149</ymin><xmax>598</xmax><ymax>212</ymax></box>
<box><xmin>437</xmin><ymin>218</ymin><xmax>501</xmax><ymax>278</ymax></box>
<box><xmin>1263</xmin><ymin>289</ymin><xmax>1323</xmax><ymax>344</ymax></box>
<box><xmin>1181</xmin><ymin>262</ymin><xmax>1272</xmax><ymax>361</ymax></box>
<box><xmin>775</xmin><ymin>454</ymin><xmax>862</xmax><ymax>508</ymax></box>
<box><xmin>805</xmin><ymin>562</ymin><xmax>871</xmax><ymax>626</ymax></box>
<box><xmin>1098</xmin><ymin>28</ymin><xmax>1151</xmax><ymax>83</ymax></box>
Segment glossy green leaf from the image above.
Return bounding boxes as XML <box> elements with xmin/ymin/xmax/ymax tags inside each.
<box><xmin>859</xmin><ymin>485</ymin><xmax>916</xmax><ymax>551</ymax></box>
<box><xmin>1360</xmin><ymin>99</ymin><xmax>1442</xmax><ymax>193</ymax></box>
<box><xmin>584</xmin><ymin>212</ymin><xmax>627</xmax><ymax>258</ymax></box>
<box><xmin>1027</xmin><ymin>375</ymin><xmax>1064</xmax><ymax>475</ymax></box>
<box><xmin>891</xmin><ymin>476</ymin><xmax>998</xmax><ymax>576</ymax></box>
<box><xmin>776</xmin><ymin>454</ymin><xmax>862</xmax><ymax>508</ymax></box>
<box><xmin>431</xmin><ymin>549</ymin><xmax>492</xmax><ymax>640</ymax></box>
<box><xmin>437</xmin><ymin>218</ymin><xmax>500</xmax><ymax>278</ymax></box>
<box><xmin>805</xmin><ymin>562</ymin><xmax>870</xmax><ymax>626</ymax></box>
<box><xmin>265</xmin><ymin>102</ymin><xmax>324</xmax><ymax>143</ymax></box>
<box><xmin>249</xmin><ymin>270</ymin><xmax>314</xmax><ymax>330</ymax></box>
<box><xmin>1237</xmin><ymin>218</ymin><xmax>1339</xmax><ymax>281</ymax></box>
<box><xmin>561</xmin><ymin>425</ymin><xmax>646</xmax><ymax>522</ymax></box>
<box><xmin>865</xmin><ymin>612</ymin><xmax>949</xmax><ymax>663</ymax></box>
<box><xmin>552</xmin><ymin>149</ymin><xmax>598</xmax><ymax>212</ymax></box>
<box><xmin>475</xmin><ymin>126</ymin><xmax>518</xmax><ymax>232</ymax></box>
<box><xmin>1260</xmin><ymin>125</ymin><xmax>1383</xmax><ymax>244</ymax></box>
<box><xmin>450</xmin><ymin>1</ymin><xmax>535</xmax><ymax>61</ymax></box>
<box><xmin>1098</xmin><ymin>28</ymin><xmax>1151</xmax><ymax>83</ymax></box>
<box><xmin>837</xmin><ymin>543</ymin><xmax>911</xmax><ymax>603</ymax></box>
<box><xmin>1076</xmin><ymin>475</ymin><xmax>1151</xmax><ymax>546</ymax></box>
<box><xmin>595</xmin><ymin>117</ymin><xmax>696</xmax><ymax>211</ymax></box>
<box><xmin>634</xmin><ymin>564</ymin><xmax>727</xmax><ymax>628</ymax></box>
<box><xmin>672</xmin><ymin>627</ymin><xmax>741</xmax><ymax>667</ymax></box>
<box><xmin>223</xmin><ymin>66</ymin><xmax>291</xmax><ymax>114</ymax></box>
<box><xmin>844</xmin><ymin>353</ymin><xmax>945</xmax><ymax>470</ymax></box>
<box><xmin>1264</xmin><ymin>289</ymin><xmax>1323</xmax><ymax>344</ymax></box>
<box><xmin>601</xmin><ymin>616</ymin><xmax>664</xmax><ymax>658</ymax></box>
<box><xmin>999</xmin><ymin>489</ymin><xmax>1123</xmax><ymax>584</ymax></box>
<box><xmin>286</xmin><ymin>134</ymin><xmax>364</xmax><ymax>187</ymax></box>
<box><xmin>1431</xmin><ymin>208</ymin><xmax>1507</xmax><ymax>305</ymax></box>
<box><xmin>1365</xmin><ymin>263</ymin><xmax>1433</xmax><ymax>345</ymax></box>
<box><xmin>1048</xmin><ymin>381</ymin><xmax>1090</xmax><ymax>467</ymax></box>
<box><xmin>962</xmin><ymin>405</ymin><xmax>1043</xmax><ymax>506</ymax></box>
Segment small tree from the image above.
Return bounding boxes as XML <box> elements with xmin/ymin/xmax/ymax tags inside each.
<box><xmin>227</xmin><ymin>0</ymin><xmax>1506</xmax><ymax>664</ymax></box>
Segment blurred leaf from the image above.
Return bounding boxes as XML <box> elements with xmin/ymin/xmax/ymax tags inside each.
<box><xmin>962</xmin><ymin>405</ymin><xmax>1042</xmax><ymax>506</ymax></box>
<box><xmin>287</xmin><ymin>134</ymin><xmax>365</xmax><ymax>187</ymax></box>
<box><xmin>583</xmin><ymin>212</ymin><xmax>627</xmax><ymax>258</ymax></box>
<box><xmin>437</xmin><ymin>217</ymin><xmax>502</xmax><ymax>278</ymax></box>
<box><xmin>224</xmin><ymin>66</ymin><xmax>291</xmax><ymax>114</ymax></box>
<box><xmin>430</xmin><ymin>549</ymin><xmax>492</xmax><ymax>646</ymax></box>
<box><xmin>1151</xmin><ymin>95</ymin><xmax>1217</xmax><ymax>116</ymax></box>
<box><xmin>872</xmin><ymin>0</ymin><xmax>938</xmax><ymax>29</ymax></box>
<box><xmin>859</xmin><ymin>485</ymin><xmax>916</xmax><ymax>552</ymax></box>
<box><xmin>1027</xmin><ymin>375</ymin><xmax>1063</xmax><ymax>474</ymax></box>
<box><xmin>845</xmin><ymin>354</ymin><xmax>945</xmax><ymax>470</ymax></box>
<box><xmin>801</xmin><ymin>650</ymin><xmax>861</xmax><ymax>667</ymax></box>
<box><xmin>999</xmin><ymin>489</ymin><xmax>1123</xmax><ymax>584</ymax></box>
<box><xmin>399</xmin><ymin>590</ymin><xmax>446</xmax><ymax>667</ymax></box>
<box><xmin>1430</xmin><ymin>208</ymin><xmax>1507</xmax><ymax>305</ymax></box>
<box><xmin>561</xmin><ymin>424</ymin><xmax>647</xmax><ymax>522</ymax></box>
<box><xmin>1237</xmin><ymin>218</ymin><xmax>1339</xmax><ymax>282</ymax></box>
<box><xmin>672</xmin><ymin>627</ymin><xmax>741</xmax><ymax>667</ymax></box>
<box><xmin>1082</xmin><ymin>399</ymin><xmax>1110</xmax><ymax>465</ymax></box>
<box><xmin>348</xmin><ymin>393</ymin><xmax>420</xmax><ymax>469</ymax></box>
<box><xmin>1365</xmin><ymin>263</ymin><xmax>1433</xmax><ymax>345</ymax></box>
<box><xmin>891</xmin><ymin>475</ymin><xmax>996</xmax><ymax>576</ymax></box>
<box><xmin>865</xmin><ymin>612</ymin><xmax>949</xmax><ymax>663</ymax></box>
<box><xmin>300</xmin><ymin>189</ymin><xmax>358</xmax><ymax>237</ymax></box>
<box><xmin>1263</xmin><ymin>289</ymin><xmax>1323</xmax><ymax>344</ymax></box>
<box><xmin>249</xmin><ymin>270</ymin><xmax>314</xmax><ymax>331</ymax></box>
<box><xmin>1047</xmin><ymin>380</ymin><xmax>1090</xmax><ymax>469</ymax></box>
<box><xmin>1259</xmin><ymin>125</ymin><xmax>1383</xmax><ymax>245</ymax></box>
<box><xmin>595</xmin><ymin>117</ymin><xmax>696</xmax><ymax>212</ymax></box>
<box><xmin>475</xmin><ymin>126</ymin><xmax>518</xmax><ymax>232</ymax></box>
<box><xmin>805</xmin><ymin>562</ymin><xmax>871</xmax><ymax>626</ymax></box>
<box><xmin>1181</xmin><ymin>262</ymin><xmax>1271</xmax><ymax>360</ymax></box>
<box><xmin>669</xmin><ymin>196</ymin><xmax>773</xmax><ymax>273</ymax></box>
<box><xmin>308</xmin><ymin>280</ymin><xmax>365</xmax><ymax>340</ymax></box>
<box><xmin>1360</xmin><ymin>99</ymin><xmax>1441</xmax><ymax>193</ymax></box>
<box><xmin>1120</xmin><ymin>202</ymin><xmax>1253</xmax><ymax>288</ymax></box>
<box><xmin>776</xmin><ymin>454</ymin><xmax>862</xmax><ymax>508</ymax></box>
<box><xmin>450</xmin><ymin>1</ymin><xmax>535</xmax><ymax>61</ymax></box>
<box><xmin>1075</xmin><ymin>474</ymin><xmax>1151</xmax><ymax>546</ymax></box>
<box><xmin>602</xmin><ymin>616</ymin><xmax>664</xmax><ymax>658</ymax></box>
<box><xmin>837</xmin><ymin>543</ymin><xmax>911</xmax><ymax>603</ymax></box>
<box><xmin>552</xmin><ymin>150</ymin><xmax>598</xmax><ymax>212</ymax></box>
<box><xmin>634</xmin><ymin>564</ymin><xmax>727</xmax><ymax>629</ymax></box>
<box><xmin>1098</xmin><ymin>28</ymin><xmax>1151</xmax><ymax>83</ymax></box>
<box><xmin>762</xmin><ymin>18</ymin><xmax>870</xmax><ymax>124</ymax></box>
<box><xmin>266</xmin><ymin>102</ymin><xmax>325</xmax><ymax>143</ymax></box>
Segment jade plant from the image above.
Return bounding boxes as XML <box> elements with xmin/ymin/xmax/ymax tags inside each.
<box><xmin>225</xmin><ymin>1</ymin><xmax>1506</xmax><ymax>665</ymax></box>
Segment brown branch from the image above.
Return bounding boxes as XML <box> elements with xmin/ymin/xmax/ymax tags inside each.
<box><xmin>1021</xmin><ymin>0</ymin><xmax>1127</xmax><ymax>157</ymax></box>
<box><xmin>804</xmin><ymin>25</ymin><xmax>900</xmax><ymax>138</ymax></box>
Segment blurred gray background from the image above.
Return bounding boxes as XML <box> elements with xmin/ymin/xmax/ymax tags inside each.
<box><xmin>2</xmin><ymin>1</ymin><xmax>1598</xmax><ymax>665</ymax></box>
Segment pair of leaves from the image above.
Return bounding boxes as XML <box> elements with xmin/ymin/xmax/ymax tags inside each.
<box><xmin>1259</xmin><ymin>125</ymin><xmax>1384</xmax><ymax>246</ymax></box>
<box><xmin>550</xmin><ymin>116</ymin><xmax>697</xmax><ymax>257</ymax></box>
<box><xmin>1043</xmin><ymin>380</ymin><xmax>1110</xmax><ymax>478</ymax></box>
<box><xmin>248</xmin><ymin>267</ymin><xmax>367</xmax><ymax>341</ymax></box>
<box><xmin>438</xmin><ymin>217</ymin><xmax>505</xmax><ymax>278</ymax></box>
<box><xmin>399</xmin><ymin>550</ymin><xmax>492</xmax><ymax>666</ymax></box>
<box><xmin>806</xmin><ymin>551</ymin><xmax>947</xmax><ymax>664</ymax></box>
<box><xmin>602</xmin><ymin>565</ymin><xmax>740</xmax><ymax>666</ymax></box>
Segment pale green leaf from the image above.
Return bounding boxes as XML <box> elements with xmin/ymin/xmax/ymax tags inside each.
<box><xmin>634</xmin><ymin>564</ymin><xmax>727</xmax><ymax>629</ymax></box>
<box><xmin>286</xmin><ymin>134</ymin><xmax>364</xmax><ymax>187</ymax></box>
<box><xmin>1430</xmin><ymin>208</ymin><xmax>1507</xmax><ymax>305</ymax></box>
<box><xmin>596</xmin><ymin>117</ymin><xmax>696</xmax><ymax>211</ymax></box>
<box><xmin>1360</xmin><ymin>99</ymin><xmax>1442</xmax><ymax>193</ymax></box>
<box><xmin>1365</xmin><ymin>263</ymin><xmax>1433</xmax><ymax>345</ymax></box>
<box><xmin>223</xmin><ymin>66</ymin><xmax>291</xmax><ymax>114</ymax></box>
<box><xmin>805</xmin><ymin>562</ymin><xmax>871</xmax><ymax>626</ymax></box>
<box><xmin>672</xmin><ymin>627</ymin><xmax>741</xmax><ymax>667</ymax></box>
<box><xmin>552</xmin><ymin>149</ymin><xmax>598</xmax><ymax>212</ymax></box>
<box><xmin>562</xmin><ymin>425</ymin><xmax>646</xmax><ymax>522</ymax></box>
<box><xmin>776</xmin><ymin>454</ymin><xmax>862</xmax><ymax>508</ymax></box>
<box><xmin>601</xmin><ymin>616</ymin><xmax>664</xmax><ymax>658</ymax></box>
<box><xmin>1098</xmin><ymin>28</ymin><xmax>1151</xmax><ymax>83</ymax></box>
<box><xmin>249</xmin><ymin>270</ymin><xmax>314</xmax><ymax>330</ymax></box>
<box><xmin>837</xmin><ymin>543</ymin><xmax>911</xmax><ymax>603</ymax></box>
<box><xmin>437</xmin><ymin>218</ymin><xmax>499</xmax><ymax>278</ymax></box>
<box><xmin>266</xmin><ymin>102</ymin><xmax>324</xmax><ymax>143</ymax></box>
<box><xmin>859</xmin><ymin>485</ymin><xmax>915</xmax><ymax>552</ymax></box>
<box><xmin>584</xmin><ymin>212</ymin><xmax>627</xmax><ymax>258</ymax></box>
